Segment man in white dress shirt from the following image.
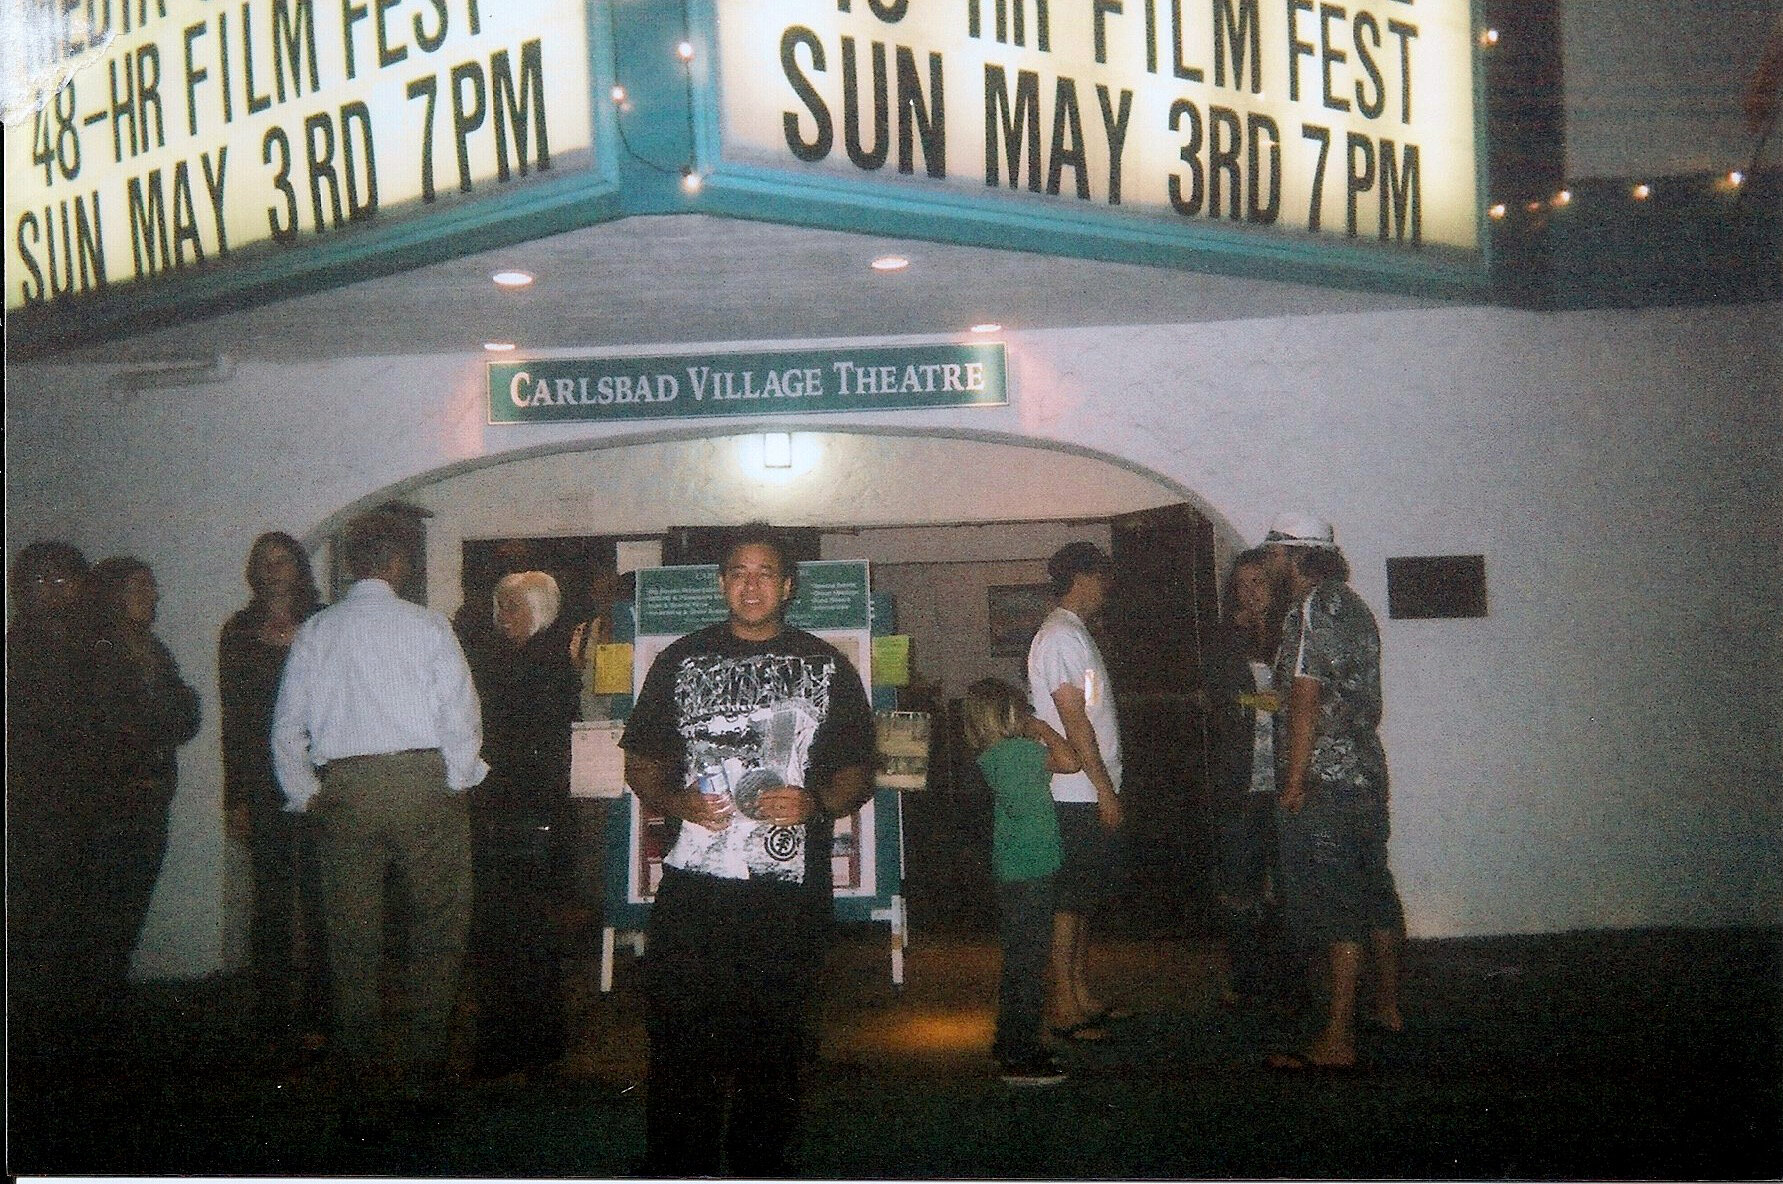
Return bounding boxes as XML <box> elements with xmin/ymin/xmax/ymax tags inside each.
<box><xmin>273</xmin><ymin>510</ymin><xmax>488</xmax><ymax>1117</ymax></box>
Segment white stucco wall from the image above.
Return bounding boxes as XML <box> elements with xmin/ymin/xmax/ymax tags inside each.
<box><xmin>8</xmin><ymin>302</ymin><xmax>1780</xmax><ymax>975</ymax></box>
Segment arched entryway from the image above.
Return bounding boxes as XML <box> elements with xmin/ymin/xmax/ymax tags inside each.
<box><xmin>299</xmin><ymin>429</ymin><xmax>1241</xmax><ymax>939</ymax></box>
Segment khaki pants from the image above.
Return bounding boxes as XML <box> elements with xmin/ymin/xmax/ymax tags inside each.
<box><xmin>312</xmin><ymin>750</ymin><xmax>471</xmax><ymax>1080</ymax></box>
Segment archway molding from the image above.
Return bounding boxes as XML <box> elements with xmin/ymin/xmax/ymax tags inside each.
<box><xmin>303</xmin><ymin>422</ymin><xmax>1245</xmax><ymax>559</ymax></box>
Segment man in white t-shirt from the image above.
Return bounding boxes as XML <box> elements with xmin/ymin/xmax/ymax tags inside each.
<box><xmin>1026</xmin><ymin>541</ymin><xmax>1124</xmax><ymax>1039</ymax></box>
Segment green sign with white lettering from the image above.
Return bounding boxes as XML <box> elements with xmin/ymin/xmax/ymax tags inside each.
<box><xmin>636</xmin><ymin>561</ymin><xmax>870</xmax><ymax>635</ymax></box>
<box><xmin>489</xmin><ymin>343</ymin><xmax>1006</xmax><ymax>423</ymax></box>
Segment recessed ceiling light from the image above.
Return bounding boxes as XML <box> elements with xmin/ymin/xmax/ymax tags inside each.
<box><xmin>492</xmin><ymin>270</ymin><xmax>534</xmax><ymax>288</ymax></box>
<box><xmin>969</xmin><ymin>322</ymin><xmax>1003</xmax><ymax>334</ymax></box>
<box><xmin>871</xmin><ymin>255</ymin><xmax>909</xmax><ymax>271</ymax></box>
<box><xmin>483</xmin><ymin>341</ymin><xmax>517</xmax><ymax>352</ymax></box>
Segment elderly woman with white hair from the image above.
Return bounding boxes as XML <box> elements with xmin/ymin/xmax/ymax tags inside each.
<box><xmin>464</xmin><ymin>569</ymin><xmax>582</xmax><ymax>1082</ymax></box>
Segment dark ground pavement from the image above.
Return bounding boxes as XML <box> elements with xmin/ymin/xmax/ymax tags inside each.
<box><xmin>7</xmin><ymin>923</ymin><xmax>1780</xmax><ymax>1179</ymax></box>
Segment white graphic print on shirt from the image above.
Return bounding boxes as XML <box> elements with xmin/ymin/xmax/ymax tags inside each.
<box><xmin>663</xmin><ymin>652</ymin><xmax>835</xmax><ymax>882</ymax></box>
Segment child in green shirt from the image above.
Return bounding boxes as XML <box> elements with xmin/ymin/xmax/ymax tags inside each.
<box><xmin>964</xmin><ymin>677</ymin><xmax>1080</xmax><ymax>1085</ymax></box>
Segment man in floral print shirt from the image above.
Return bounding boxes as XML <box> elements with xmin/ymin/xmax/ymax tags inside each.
<box><xmin>1260</xmin><ymin>514</ymin><xmax>1404</xmax><ymax>1072</ymax></box>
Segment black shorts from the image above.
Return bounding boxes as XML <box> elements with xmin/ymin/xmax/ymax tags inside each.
<box><xmin>1276</xmin><ymin>786</ymin><xmax>1404</xmax><ymax>946</ymax></box>
<box><xmin>1054</xmin><ymin>801</ymin><xmax>1121</xmax><ymax>913</ymax></box>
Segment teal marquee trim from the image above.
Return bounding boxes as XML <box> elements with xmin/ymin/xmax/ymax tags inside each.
<box><xmin>699</xmin><ymin>161</ymin><xmax>1484</xmax><ymax>297</ymax></box>
<box><xmin>1470</xmin><ymin>0</ymin><xmax>1494</xmax><ymax>282</ymax></box>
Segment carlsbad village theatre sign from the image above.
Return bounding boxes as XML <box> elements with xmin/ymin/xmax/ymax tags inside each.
<box><xmin>5</xmin><ymin>0</ymin><xmax>1479</xmax><ymax>342</ymax></box>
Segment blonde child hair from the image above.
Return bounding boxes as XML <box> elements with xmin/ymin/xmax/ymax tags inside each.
<box><xmin>963</xmin><ymin>677</ymin><xmax>1032</xmax><ymax>755</ymax></box>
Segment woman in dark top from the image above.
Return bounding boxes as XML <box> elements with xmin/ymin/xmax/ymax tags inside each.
<box><xmin>1204</xmin><ymin>546</ymin><xmax>1293</xmax><ymax>1009</ymax></box>
<box><xmin>218</xmin><ymin>531</ymin><xmax>329</xmax><ymax>1065</ymax></box>
<box><xmin>466</xmin><ymin>569</ymin><xmax>581</xmax><ymax>1081</ymax></box>
<box><xmin>9</xmin><ymin>542</ymin><xmax>110</xmax><ymax>1050</ymax></box>
<box><xmin>88</xmin><ymin>556</ymin><xmax>202</xmax><ymax>1008</ymax></box>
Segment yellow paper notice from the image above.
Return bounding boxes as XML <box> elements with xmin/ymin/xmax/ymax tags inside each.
<box><xmin>872</xmin><ymin>636</ymin><xmax>911</xmax><ymax>687</ymax></box>
<box><xmin>593</xmin><ymin>643</ymin><xmax>635</xmax><ymax>695</ymax></box>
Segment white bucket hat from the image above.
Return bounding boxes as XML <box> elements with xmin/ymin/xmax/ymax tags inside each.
<box><xmin>1263</xmin><ymin>513</ymin><xmax>1336</xmax><ymax>549</ymax></box>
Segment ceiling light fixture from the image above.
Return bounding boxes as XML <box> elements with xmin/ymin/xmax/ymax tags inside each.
<box><xmin>871</xmin><ymin>255</ymin><xmax>910</xmax><ymax>271</ymax></box>
<box><xmin>969</xmin><ymin>322</ymin><xmax>1003</xmax><ymax>334</ymax></box>
<box><xmin>492</xmin><ymin>270</ymin><xmax>534</xmax><ymax>288</ymax></box>
<box><xmin>762</xmin><ymin>432</ymin><xmax>793</xmax><ymax>469</ymax></box>
<box><xmin>483</xmin><ymin>342</ymin><xmax>517</xmax><ymax>352</ymax></box>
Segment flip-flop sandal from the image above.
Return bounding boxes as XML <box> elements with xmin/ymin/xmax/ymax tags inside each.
<box><xmin>1263</xmin><ymin>1051</ymin><xmax>1358</xmax><ymax>1073</ymax></box>
<box><xmin>1051</xmin><ymin>1019</ymin><xmax>1112</xmax><ymax>1042</ymax></box>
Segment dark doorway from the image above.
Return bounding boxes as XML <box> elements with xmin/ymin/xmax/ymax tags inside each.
<box><xmin>456</xmin><ymin>535</ymin><xmax>628</xmax><ymax>652</ymax></box>
<box><xmin>454</xmin><ymin>513</ymin><xmax>1219</xmax><ymax>941</ymax></box>
<box><xmin>876</xmin><ymin>509</ymin><xmax>1220</xmax><ymax>940</ymax></box>
<box><xmin>1105</xmin><ymin>504</ymin><xmax>1219</xmax><ymax>938</ymax></box>
<box><xmin>456</xmin><ymin>534</ymin><xmax>638</xmax><ymax>923</ymax></box>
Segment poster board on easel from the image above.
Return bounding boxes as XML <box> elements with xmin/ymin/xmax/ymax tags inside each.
<box><xmin>600</xmin><ymin>559</ymin><xmax>906</xmax><ymax>990</ymax></box>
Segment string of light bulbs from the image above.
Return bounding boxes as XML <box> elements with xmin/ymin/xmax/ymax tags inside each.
<box><xmin>605</xmin><ymin>2</ymin><xmax>704</xmax><ymax>195</ymax></box>
<box><xmin>1476</xmin><ymin>24</ymin><xmax>1772</xmax><ymax>224</ymax></box>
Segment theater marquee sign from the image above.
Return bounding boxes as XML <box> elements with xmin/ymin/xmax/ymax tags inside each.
<box><xmin>4</xmin><ymin>0</ymin><xmax>600</xmax><ymax>324</ymax></box>
<box><xmin>714</xmin><ymin>0</ymin><xmax>1479</xmax><ymax>253</ymax></box>
<box><xmin>4</xmin><ymin>1</ymin><xmax>1482</xmax><ymax>358</ymax></box>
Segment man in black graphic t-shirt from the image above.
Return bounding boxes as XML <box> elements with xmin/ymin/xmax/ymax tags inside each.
<box><xmin>621</xmin><ymin>523</ymin><xmax>875</xmax><ymax>1178</ymax></box>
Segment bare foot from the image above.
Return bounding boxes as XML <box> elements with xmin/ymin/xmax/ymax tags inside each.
<box><xmin>1302</xmin><ymin>1034</ymin><xmax>1356</xmax><ymax>1068</ymax></box>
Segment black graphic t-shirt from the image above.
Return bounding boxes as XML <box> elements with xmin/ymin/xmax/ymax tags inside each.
<box><xmin>621</xmin><ymin>622</ymin><xmax>876</xmax><ymax>887</ymax></box>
